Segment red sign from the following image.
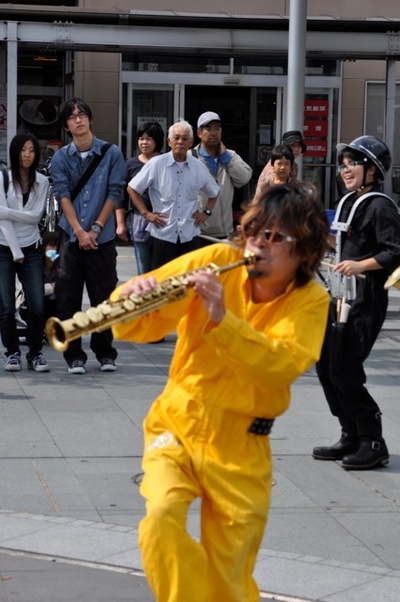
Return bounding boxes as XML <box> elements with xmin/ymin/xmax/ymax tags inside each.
<box><xmin>303</xmin><ymin>120</ymin><xmax>328</xmax><ymax>138</ymax></box>
<box><xmin>304</xmin><ymin>100</ymin><xmax>329</xmax><ymax>118</ymax></box>
<box><xmin>304</xmin><ymin>139</ymin><xmax>328</xmax><ymax>157</ymax></box>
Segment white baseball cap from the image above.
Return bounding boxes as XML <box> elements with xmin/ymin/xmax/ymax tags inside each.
<box><xmin>197</xmin><ymin>111</ymin><xmax>221</xmax><ymax>129</ymax></box>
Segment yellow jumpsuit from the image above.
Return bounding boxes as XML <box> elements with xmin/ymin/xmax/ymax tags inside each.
<box><xmin>112</xmin><ymin>243</ymin><xmax>329</xmax><ymax>602</ymax></box>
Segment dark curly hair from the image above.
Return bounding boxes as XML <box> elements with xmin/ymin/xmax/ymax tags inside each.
<box><xmin>237</xmin><ymin>182</ymin><xmax>329</xmax><ymax>286</ymax></box>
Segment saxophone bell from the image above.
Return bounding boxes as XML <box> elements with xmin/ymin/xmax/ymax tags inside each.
<box><xmin>45</xmin><ymin>316</ymin><xmax>71</xmax><ymax>353</ymax></box>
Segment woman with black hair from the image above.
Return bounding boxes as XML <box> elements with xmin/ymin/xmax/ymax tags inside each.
<box><xmin>125</xmin><ymin>121</ymin><xmax>165</xmax><ymax>274</ymax></box>
<box><xmin>0</xmin><ymin>133</ymin><xmax>50</xmax><ymax>372</ymax></box>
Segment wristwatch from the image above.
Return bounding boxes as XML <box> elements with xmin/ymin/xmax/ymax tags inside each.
<box><xmin>203</xmin><ymin>208</ymin><xmax>212</xmax><ymax>217</ymax></box>
<box><xmin>91</xmin><ymin>223</ymin><xmax>102</xmax><ymax>234</ymax></box>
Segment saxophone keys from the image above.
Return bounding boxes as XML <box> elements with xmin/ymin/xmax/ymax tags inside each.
<box><xmin>129</xmin><ymin>293</ymin><xmax>144</xmax><ymax>306</ymax></box>
<box><xmin>122</xmin><ymin>298</ymin><xmax>136</xmax><ymax>311</ymax></box>
<box><xmin>72</xmin><ymin>311</ymin><xmax>91</xmax><ymax>328</ymax></box>
<box><xmin>86</xmin><ymin>306</ymin><xmax>104</xmax><ymax>323</ymax></box>
<box><xmin>98</xmin><ymin>302</ymin><xmax>113</xmax><ymax>315</ymax></box>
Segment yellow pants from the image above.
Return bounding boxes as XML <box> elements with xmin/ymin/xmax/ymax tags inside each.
<box><xmin>139</xmin><ymin>399</ymin><xmax>272</xmax><ymax>602</ymax></box>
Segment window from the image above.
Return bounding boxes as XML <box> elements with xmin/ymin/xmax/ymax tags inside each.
<box><xmin>365</xmin><ymin>82</ymin><xmax>400</xmax><ymax>166</ymax></box>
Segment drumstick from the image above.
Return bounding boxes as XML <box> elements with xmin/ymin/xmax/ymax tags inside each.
<box><xmin>321</xmin><ymin>261</ymin><xmax>366</xmax><ymax>279</ymax></box>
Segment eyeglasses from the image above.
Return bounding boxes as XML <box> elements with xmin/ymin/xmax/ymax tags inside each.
<box><xmin>262</xmin><ymin>230</ymin><xmax>296</xmax><ymax>245</ymax></box>
<box><xmin>337</xmin><ymin>160</ymin><xmax>363</xmax><ymax>173</ymax></box>
<box><xmin>67</xmin><ymin>111</ymin><xmax>88</xmax><ymax>122</ymax></box>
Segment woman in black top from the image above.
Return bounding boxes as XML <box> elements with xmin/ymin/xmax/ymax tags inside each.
<box><xmin>125</xmin><ymin>122</ymin><xmax>164</xmax><ymax>274</ymax></box>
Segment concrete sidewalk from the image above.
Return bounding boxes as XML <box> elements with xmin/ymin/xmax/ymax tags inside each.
<box><xmin>1</xmin><ymin>246</ymin><xmax>400</xmax><ymax>601</ymax></box>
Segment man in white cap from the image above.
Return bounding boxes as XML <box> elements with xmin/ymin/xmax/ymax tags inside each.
<box><xmin>192</xmin><ymin>111</ymin><xmax>252</xmax><ymax>241</ymax></box>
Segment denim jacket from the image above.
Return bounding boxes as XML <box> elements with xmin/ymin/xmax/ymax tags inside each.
<box><xmin>51</xmin><ymin>136</ymin><xmax>125</xmax><ymax>244</ymax></box>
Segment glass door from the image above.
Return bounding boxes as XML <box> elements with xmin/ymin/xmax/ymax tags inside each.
<box><xmin>184</xmin><ymin>85</ymin><xmax>254</xmax><ymax>211</ymax></box>
<box><xmin>122</xmin><ymin>83</ymin><xmax>174</xmax><ymax>159</ymax></box>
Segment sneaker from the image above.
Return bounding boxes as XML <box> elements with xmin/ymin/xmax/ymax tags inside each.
<box><xmin>4</xmin><ymin>352</ymin><xmax>21</xmax><ymax>372</ymax></box>
<box><xmin>68</xmin><ymin>360</ymin><xmax>86</xmax><ymax>375</ymax></box>
<box><xmin>27</xmin><ymin>353</ymin><xmax>50</xmax><ymax>373</ymax></box>
<box><xmin>100</xmin><ymin>358</ymin><xmax>117</xmax><ymax>372</ymax></box>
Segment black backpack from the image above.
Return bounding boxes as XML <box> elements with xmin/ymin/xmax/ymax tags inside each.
<box><xmin>0</xmin><ymin>163</ymin><xmax>9</xmax><ymax>196</ymax></box>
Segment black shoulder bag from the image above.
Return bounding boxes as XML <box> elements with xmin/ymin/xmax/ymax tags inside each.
<box><xmin>70</xmin><ymin>143</ymin><xmax>111</xmax><ymax>202</ymax></box>
<box><xmin>1</xmin><ymin>164</ymin><xmax>9</xmax><ymax>197</ymax></box>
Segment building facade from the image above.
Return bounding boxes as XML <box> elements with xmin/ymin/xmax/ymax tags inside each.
<box><xmin>1</xmin><ymin>0</ymin><xmax>400</xmax><ymax>204</ymax></box>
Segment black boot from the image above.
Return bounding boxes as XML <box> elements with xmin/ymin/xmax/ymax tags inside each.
<box><xmin>342</xmin><ymin>439</ymin><xmax>389</xmax><ymax>470</ymax></box>
<box><xmin>312</xmin><ymin>432</ymin><xmax>359</xmax><ymax>461</ymax></box>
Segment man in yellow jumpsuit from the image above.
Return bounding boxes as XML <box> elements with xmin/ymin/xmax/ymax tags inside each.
<box><xmin>112</xmin><ymin>182</ymin><xmax>329</xmax><ymax>602</ymax></box>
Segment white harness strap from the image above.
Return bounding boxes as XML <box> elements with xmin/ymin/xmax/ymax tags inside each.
<box><xmin>332</xmin><ymin>191</ymin><xmax>396</xmax><ymax>262</ymax></box>
<box><xmin>327</xmin><ymin>192</ymin><xmax>397</xmax><ymax>300</ymax></box>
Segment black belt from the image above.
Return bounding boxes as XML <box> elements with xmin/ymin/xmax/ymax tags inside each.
<box><xmin>22</xmin><ymin>242</ymin><xmax>41</xmax><ymax>252</ymax></box>
<box><xmin>0</xmin><ymin>242</ymin><xmax>40</xmax><ymax>253</ymax></box>
<box><xmin>248</xmin><ymin>417</ymin><xmax>275</xmax><ymax>436</ymax></box>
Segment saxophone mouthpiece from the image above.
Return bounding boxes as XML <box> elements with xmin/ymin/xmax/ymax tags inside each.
<box><xmin>243</xmin><ymin>251</ymin><xmax>259</xmax><ymax>265</ymax></box>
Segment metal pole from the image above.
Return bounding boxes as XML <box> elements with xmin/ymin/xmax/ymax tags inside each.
<box><xmin>384</xmin><ymin>59</ymin><xmax>396</xmax><ymax>196</ymax></box>
<box><xmin>6</xmin><ymin>22</ymin><xmax>18</xmax><ymax>160</ymax></box>
<box><xmin>287</xmin><ymin>0</ymin><xmax>308</xmax><ymax>178</ymax></box>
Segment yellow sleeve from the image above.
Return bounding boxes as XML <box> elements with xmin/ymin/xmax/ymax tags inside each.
<box><xmin>204</xmin><ymin>281</ymin><xmax>329</xmax><ymax>390</ymax></box>
<box><xmin>110</xmin><ymin>243</ymin><xmax>241</xmax><ymax>343</ymax></box>
<box><xmin>111</xmin><ymin>287</ymin><xmax>193</xmax><ymax>343</ymax></box>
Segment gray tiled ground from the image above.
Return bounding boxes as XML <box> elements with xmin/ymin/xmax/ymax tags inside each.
<box><xmin>1</xmin><ymin>245</ymin><xmax>400</xmax><ymax>601</ymax></box>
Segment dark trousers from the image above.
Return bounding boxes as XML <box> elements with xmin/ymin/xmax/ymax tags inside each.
<box><xmin>0</xmin><ymin>243</ymin><xmax>44</xmax><ymax>359</ymax></box>
<box><xmin>55</xmin><ymin>233</ymin><xmax>118</xmax><ymax>365</ymax></box>
<box><xmin>151</xmin><ymin>236</ymin><xmax>201</xmax><ymax>269</ymax></box>
<box><xmin>316</xmin><ymin>299</ymin><xmax>385</xmax><ymax>439</ymax></box>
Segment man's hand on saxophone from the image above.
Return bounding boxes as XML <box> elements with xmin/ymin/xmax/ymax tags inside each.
<box><xmin>119</xmin><ymin>274</ymin><xmax>158</xmax><ymax>298</ymax></box>
<box><xmin>119</xmin><ymin>270</ymin><xmax>226</xmax><ymax>325</ymax></box>
<box><xmin>187</xmin><ymin>271</ymin><xmax>226</xmax><ymax>325</ymax></box>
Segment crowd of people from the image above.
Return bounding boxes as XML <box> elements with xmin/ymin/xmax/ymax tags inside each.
<box><xmin>2</xmin><ymin>96</ymin><xmax>400</xmax><ymax>601</ymax></box>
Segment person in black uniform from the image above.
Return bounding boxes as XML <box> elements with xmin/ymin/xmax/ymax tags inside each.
<box><xmin>313</xmin><ymin>135</ymin><xmax>400</xmax><ymax>470</ymax></box>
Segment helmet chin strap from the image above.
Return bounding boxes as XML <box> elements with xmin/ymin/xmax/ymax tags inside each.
<box><xmin>357</xmin><ymin>165</ymin><xmax>374</xmax><ymax>192</ymax></box>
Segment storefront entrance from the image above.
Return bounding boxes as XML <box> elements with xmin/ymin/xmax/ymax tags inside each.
<box><xmin>122</xmin><ymin>77</ymin><xmax>338</xmax><ymax>204</ymax></box>
<box><xmin>122</xmin><ymin>80</ymin><xmax>280</xmax><ymax>209</ymax></box>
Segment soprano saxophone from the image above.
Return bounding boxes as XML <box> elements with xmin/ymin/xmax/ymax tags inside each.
<box><xmin>45</xmin><ymin>251</ymin><xmax>257</xmax><ymax>352</ymax></box>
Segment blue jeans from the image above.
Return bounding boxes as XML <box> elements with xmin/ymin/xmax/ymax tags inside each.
<box><xmin>0</xmin><ymin>243</ymin><xmax>45</xmax><ymax>358</ymax></box>
<box><xmin>133</xmin><ymin>240</ymin><xmax>152</xmax><ymax>275</ymax></box>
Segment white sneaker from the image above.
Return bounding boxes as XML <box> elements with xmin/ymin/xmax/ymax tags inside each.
<box><xmin>4</xmin><ymin>352</ymin><xmax>21</xmax><ymax>372</ymax></box>
<box><xmin>28</xmin><ymin>353</ymin><xmax>50</xmax><ymax>373</ymax></box>
<box><xmin>68</xmin><ymin>360</ymin><xmax>86</xmax><ymax>375</ymax></box>
<box><xmin>100</xmin><ymin>358</ymin><xmax>117</xmax><ymax>372</ymax></box>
